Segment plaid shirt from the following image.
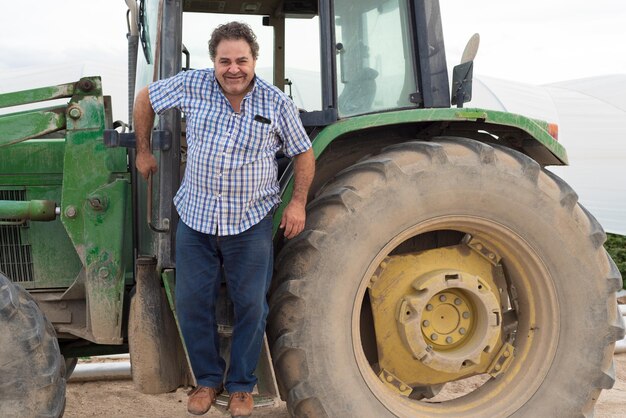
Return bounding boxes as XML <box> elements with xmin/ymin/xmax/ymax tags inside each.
<box><xmin>149</xmin><ymin>69</ymin><xmax>311</xmax><ymax>236</ymax></box>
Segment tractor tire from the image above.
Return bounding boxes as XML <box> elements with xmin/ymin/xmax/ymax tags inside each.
<box><xmin>0</xmin><ymin>272</ymin><xmax>66</xmax><ymax>418</ymax></box>
<box><xmin>268</xmin><ymin>138</ymin><xmax>624</xmax><ymax>417</ymax></box>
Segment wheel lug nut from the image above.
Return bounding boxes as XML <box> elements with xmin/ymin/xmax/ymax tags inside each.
<box><xmin>430</xmin><ymin>333</ymin><xmax>438</xmax><ymax>340</ymax></box>
<box><xmin>439</xmin><ymin>295</ymin><xmax>447</xmax><ymax>302</ymax></box>
<box><xmin>462</xmin><ymin>311</ymin><xmax>470</xmax><ymax>319</ymax></box>
<box><xmin>446</xmin><ymin>337</ymin><xmax>453</xmax><ymax>344</ymax></box>
<box><xmin>426</xmin><ymin>304</ymin><xmax>433</xmax><ymax>311</ymax></box>
<box><xmin>459</xmin><ymin>327</ymin><xmax>466</xmax><ymax>335</ymax></box>
<box><xmin>454</xmin><ymin>298</ymin><xmax>462</xmax><ymax>305</ymax></box>
<box><xmin>422</xmin><ymin>320</ymin><xmax>430</xmax><ymax>327</ymax></box>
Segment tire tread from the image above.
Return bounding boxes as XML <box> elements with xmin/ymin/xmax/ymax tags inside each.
<box><xmin>269</xmin><ymin>138</ymin><xmax>621</xmax><ymax>417</ymax></box>
<box><xmin>0</xmin><ymin>273</ymin><xmax>65</xmax><ymax>418</ymax></box>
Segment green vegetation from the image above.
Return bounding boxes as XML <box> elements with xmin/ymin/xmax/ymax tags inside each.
<box><xmin>605</xmin><ymin>233</ymin><xmax>626</xmax><ymax>289</ymax></box>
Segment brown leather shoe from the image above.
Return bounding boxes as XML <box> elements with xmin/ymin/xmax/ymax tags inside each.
<box><xmin>187</xmin><ymin>385</ymin><xmax>223</xmax><ymax>415</ymax></box>
<box><xmin>228</xmin><ymin>392</ymin><xmax>254</xmax><ymax>417</ymax></box>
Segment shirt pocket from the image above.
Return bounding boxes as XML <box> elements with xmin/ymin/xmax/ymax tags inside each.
<box><xmin>241</xmin><ymin>120</ymin><xmax>279</xmax><ymax>157</ymax></box>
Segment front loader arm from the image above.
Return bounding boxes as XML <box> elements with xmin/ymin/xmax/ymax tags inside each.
<box><xmin>0</xmin><ymin>77</ymin><xmax>130</xmax><ymax>344</ymax></box>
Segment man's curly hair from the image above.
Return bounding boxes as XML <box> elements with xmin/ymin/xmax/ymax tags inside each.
<box><xmin>209</xmin><ymin>21</ymin><xmax>259</xmax><ymax>61</ymax></box>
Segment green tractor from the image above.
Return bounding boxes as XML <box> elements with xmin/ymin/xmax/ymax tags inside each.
<box><xmin>0</xmin><ymin>0</ymin><xmax>623</xmax><ymax>416</ymax></box>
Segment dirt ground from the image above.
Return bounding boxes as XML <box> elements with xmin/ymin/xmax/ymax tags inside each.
<box><xmin>65</xmin><ymin>353</ymin><xmax>626</xmax><ymax>417</ymax></box>
<box><xmin>65</xmin><ymin>380</ymin><xmax>288</xmax><ymax>418</ymax></box>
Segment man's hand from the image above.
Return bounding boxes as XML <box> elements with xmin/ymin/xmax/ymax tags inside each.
<box><xmin>136</xmin><ymin>151</ymin><xmax>158</xmax><ymax>180</ymax></box>
<box><xmin>280</xmin><ymin>200</ymin><xmax>306</xmax><ymax>239</ymax></box>
<box><xmin>279</xmin><ymin>148</ymin><xmax>315</xmax><ymax>239</ymax></box>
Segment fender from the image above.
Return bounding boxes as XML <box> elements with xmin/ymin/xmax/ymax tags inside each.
<box><xmin>275</xmin><ymin>107</ymin><xmax>567</xmax><ymax>234</ymax></box>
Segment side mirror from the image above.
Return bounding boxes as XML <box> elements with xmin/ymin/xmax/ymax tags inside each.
<box><xmin>451</xmin><ymin>33</ymin><xmax>480</xmax><ymax>108</ymax></box>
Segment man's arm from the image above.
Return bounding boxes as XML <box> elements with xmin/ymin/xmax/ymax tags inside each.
<box><xmin>134</xmin><ymin>86</ymin><xmax>158</xmax><ymax>179</ymax></box>
<box><xmin>280</xmin><ymin>148</ymin><xmax>315</xmax><ymax>239</ymax></box>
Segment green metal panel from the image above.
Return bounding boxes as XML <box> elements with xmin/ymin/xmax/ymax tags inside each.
<box><xmin>273</xmin><ymin>107</ymin><xmax>568</xmax><ymax>235</ymax></box>
<box><xmin>0</xmin><ymin>107</ymin><xmax>66</xmax><ymax>147</ymax></box>
<box><xmin>26</xmin><ymin>187</ymin><xmax>82</xmax><ymax>289</ymax></box>
<box><xmin>0</xmin><ymin>139</ymin><xmax>66</xmax><ymax>179</ymax></box>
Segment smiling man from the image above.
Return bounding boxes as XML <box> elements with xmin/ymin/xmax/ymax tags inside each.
<box><xmin>133</xmin><ymin>22</ymin><xmax>314</xmax><ymax>417</ymax></box>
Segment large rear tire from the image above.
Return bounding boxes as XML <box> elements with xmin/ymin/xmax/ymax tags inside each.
<box><xmin>0</xmin><ymin>272</ymin><xmax>66</xmax><ymax>418</ymax></box>
<box><xmin>268</xmin><ymin>138</ymin><xmax>624</xmax><ymax>417</ymax></box>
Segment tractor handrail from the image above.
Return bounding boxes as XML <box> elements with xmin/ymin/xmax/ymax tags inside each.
<box><xmin>147</xmin><ymin>173</ymin><xmax>170</xmax><ymax>233</ymax></box>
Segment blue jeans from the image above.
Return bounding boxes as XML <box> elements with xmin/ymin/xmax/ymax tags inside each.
<box><xmin>175</xmin><ymin>215</ymin><xmax>273</xmax><ymax>393</ymax></box>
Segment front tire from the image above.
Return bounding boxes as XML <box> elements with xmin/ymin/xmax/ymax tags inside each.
<box><xmin>268</xmin><ymin>138</ymin><xmax>624</xmax><ymax>417</ymax></box>
<box><xmin>0</xmin><ymin>272</ymin><xmax>66</xmax><ymax>417</ymax></box>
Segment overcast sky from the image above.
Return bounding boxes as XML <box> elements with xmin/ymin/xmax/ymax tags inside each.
<box><xmin>1</xmin><ymin>0</ymin><xmax>624</xmax><ymax>119</ymax></box>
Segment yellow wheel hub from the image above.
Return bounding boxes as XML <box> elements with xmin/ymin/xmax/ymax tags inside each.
<box><xmin>368</xmin><ymin>240</ymin><xmax>507</xmax><ymax>389</ymax></box>
<box><xmin>420</xmin><ymin>290</ymin><xmax>473</xmax><ymax>348</ymax></box>
<box><xmin>398</xmin><ymin>269</ymin><xmax>501</xmax><ymax>372</ymax></box>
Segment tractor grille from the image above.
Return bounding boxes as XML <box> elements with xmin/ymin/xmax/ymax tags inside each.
<box><xmin>0</xmin><ymin>189</ymin><xmax>34</xmax><ymax>283</ymax></box>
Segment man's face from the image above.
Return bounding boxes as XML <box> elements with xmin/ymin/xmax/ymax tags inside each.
<box><xmin>214</xmin><ymin>38</ymin><xmax>256</xmax><ymax>99</ymax></box>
